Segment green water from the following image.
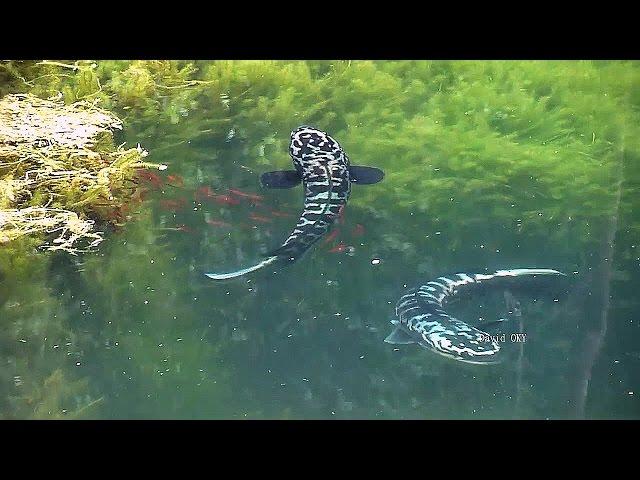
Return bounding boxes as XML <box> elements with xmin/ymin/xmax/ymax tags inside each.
<box><xmin>1</xmin><ymin>60</ymin><xmax>639</xmax><ymax>419</ymax></box>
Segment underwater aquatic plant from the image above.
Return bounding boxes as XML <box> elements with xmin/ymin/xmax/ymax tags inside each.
<box><xmin>0</xmin><ymin>93</ymin><xmax>164</xmax><ymax>253</ymax></box>
<box><xmin>0</xmin><ymin>207</ymin><xmax>102</xmax><ymax>253</ymax></box>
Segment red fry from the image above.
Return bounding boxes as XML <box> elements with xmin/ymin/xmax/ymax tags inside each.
<box><xmin>337</xmin><ymin>205</ymin><xmax>346</xmax><ymax>225</ymax></box>
<box><xmin>270</xmin><ymin>210</ymin><xmax>294</xmax><ymax>218</ymax></box>
<box><xmin>195</xmin><ymin>185</ymin><xmax>216</xmax><ymax>201</ymax></box>
<box><xmin>213</xmin><ymin>194</ymin><xmax>241</xmax><ymax>206</ymax></box>
<box><xmin>351</xmin><ymin>223</ymin><xmax>366</xmax><ymax>237</ymax></box>
<box><xmin>321</xmin><ymin>228</ymin><xmax>341</xmax><ymax>246</ymax></box>
<box><xmin>167</xmin><ymin>174</ymin><xmax>185</xmax><ymax>187</ymax></box>
<box><xmin>328</xmin><ymin>242</ymin><xmax>348</xmax><ymax>253</ymax></box>
<box><xmin>206</xmin><ymin>219</ymin><xmax>231</xmax><ymax>228</ymax></box>
<box><xmin>248</xmin><ymin>213</ymin><xmax>272</xmax><ymax>223</ymax></box>
<box><xmin>159</xmin><ymin>198</ymin><xmax>187</xmax><ymax>211</ymax></box>
<box><xmin>229</xmin><ymin>188</ymin><xmax>264</xmax><ymax>202</ymax></box>
<box><xmin>138</xmin><ymin>188</ymin><xmax>149</xmax><ymax>202</ymax></box>
<box><xmin>137</xmin><ymin>169</ymin><xmax>163</xmax><ymax>189</ymax></box>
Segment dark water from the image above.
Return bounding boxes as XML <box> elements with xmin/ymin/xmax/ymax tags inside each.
<box><xmin>2</xmin><ymin>60</ymin><xmax>639</xmax><ymax>419</ymax></box>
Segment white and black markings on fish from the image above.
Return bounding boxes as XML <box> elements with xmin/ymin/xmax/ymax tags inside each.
<box><xmin>205</xmin><ymin>126</ymin><xmax>384</xmax><ymax>280</ymax></box>
<box><xmin>385</xmin><ymin>268</ymin><xmax>566</xmax><ymax>365</ymax></box>
<box><xmin>268</xmin><ymin>126</ymin><xmax>352</xmax><ymax>260</ymax></box>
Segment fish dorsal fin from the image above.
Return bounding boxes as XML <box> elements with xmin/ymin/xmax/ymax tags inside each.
<box><xmin>348</xmin><ymin>166</ymin><xmax>385</xmax><ymax>185</ymax></box>
<box><xmin>384</xmin><ymin>326</ymin><xmax>417</xmax><ymax>345</ymax></box>
<box><xmin>415</xmin><ymin>288</ymin><xmax>441</xmax><ymax>309</ymax></box>
<box><xmin>260</xmin><ymin>170</ymin><xmax>301</xmax><ymax>189</ymax></box>
<box><xmin>477</xmin><ymin>318</ymin><xmax>510</xmax><ymax>334</ymax></box>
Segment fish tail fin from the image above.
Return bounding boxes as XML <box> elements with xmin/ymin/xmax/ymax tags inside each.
<box><xmin>265</xmin><ymin>244</ymin><xmax>299</xmax><ymax>260</ymax></box>
<box><xmin>204</xmin><ymin>256</ymin><xmax>279</xmax><ymax>280</ymax></box>
<box><xmin>494</xmin><ymin>268</ymin><xmax>566</xmax><ymax>277</ymax></box>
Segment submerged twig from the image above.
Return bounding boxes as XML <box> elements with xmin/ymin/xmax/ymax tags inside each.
<box><xmin>35</xmin><ymin>61</ymin><xmax>81</xmax><ymax>71</ymax></box>
<box><xmin>574</xmin><ymin>165</ymin><xmax>624</xmax><ymax>418</ymax></box>
<box><xmin>155</xmin><ymin>79</ymin><xmax>215</xmax><ymax>90</ymax></box>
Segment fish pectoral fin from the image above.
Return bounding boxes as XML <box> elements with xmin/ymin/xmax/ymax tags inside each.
<box><xmin>348</xmin><ymin>166</ymin><xmax>385</xmax><ymax>185</ymax></box>
<box><xmin>384</xmin><ymin>326</ymin><xmax>417</xmax><ymax>345</ymax></box>
<box><xmin>260</xmin><ymin>170</ymin><xmax>301</xmax><ymax>189</ymax></box>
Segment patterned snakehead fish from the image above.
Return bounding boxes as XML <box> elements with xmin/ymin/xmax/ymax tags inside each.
<box><xmin>385</xmin><ymin>268</ymin><xmax>565</xmax><ymax>364</ymax></box>
<box><xmin>205</xmin><ymin>126</ymin><xmax>384</xmax><ymax>280</ymax></box>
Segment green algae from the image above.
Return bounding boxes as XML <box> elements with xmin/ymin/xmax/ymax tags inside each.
<box><xmin>4</xmin><ymin>60</ymin><xmax>635</xmax><ymax>245</ymax></box>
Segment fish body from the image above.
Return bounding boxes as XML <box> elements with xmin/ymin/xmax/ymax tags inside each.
<box><xmin>386</xmin><ymin>268</ymin><xmax>565</xmax><ymax>364</ymax></box>
<box><xmin>269</xmin><ymin>126</ymin><xmax>352</xmax><ymax>260</ymax></box>
<box><xmin>205</xmin><ymin>126</ymin><xmax>384</xmax><ymax>280</ymax></box>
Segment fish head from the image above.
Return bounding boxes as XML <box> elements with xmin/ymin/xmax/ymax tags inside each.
<box><xmin>425</xmin><ymin>321</ymin><xmax>502</xmax><ymax>365</ymax></box>
<box><xmin>289</xmin><ymin>126</ymin><xmax>343</xmax><ymax>164</ymax></box>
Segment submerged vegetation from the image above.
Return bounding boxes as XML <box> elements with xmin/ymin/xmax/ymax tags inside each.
<box><xmin>0</xmin><ymin>92</ymin><xmax>163</xmax><ymax>253</ymax></box>
<box><xmin>0</xmin><ymin>60</ymin><xmax>638</xmax><ymax>419</ymax></box>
